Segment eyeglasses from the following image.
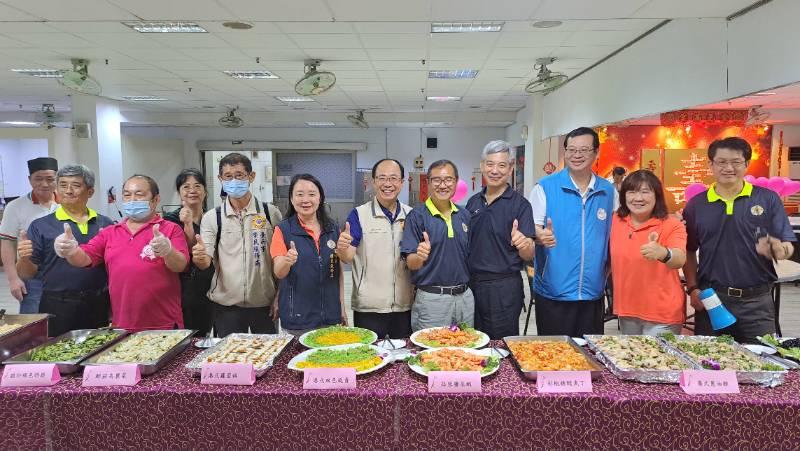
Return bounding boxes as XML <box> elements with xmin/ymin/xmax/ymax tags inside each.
<box><xmin>220</xmin><ymin>173</ymin><xmax>250</xmax><ymax>181</ymax></box>
<box><xmin>483</xmin><ymin>161</ymin><xmax>511</xmax><ymax>171</ymax></box>
<box><xmin>712</xmin><ymin>159</ymin><xmax>747</xmax><ymax>169</ymax></box>
<box><xmin>429</xmin><ymin>176</ymin><xmax>457</xmax><ymax>186</ymax></box>
<box><xmin>565</xmin><ymin>147</ymin><xmax>596</xmax><ymax>156</ymax></box>
<box><xmin>375</xmin><ymin>175</ymin><xmax>402</xmax><ymax>184</ymax></box>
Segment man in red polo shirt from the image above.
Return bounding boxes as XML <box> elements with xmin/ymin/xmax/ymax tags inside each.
<box><xmin>55</xmin><ymin>174</ymin><xmax>188</xmax><ymax>331</ymax></box>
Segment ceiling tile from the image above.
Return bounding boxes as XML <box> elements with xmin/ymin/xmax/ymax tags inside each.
<box><xmin>631</xmin><ymin>0</ymin><xmax>755</xmax><ymax>19</ymax></box>
<box><xmin>221</xmin><ymin>0</ymin><xmax>333</xmax><ymax>21</ymax></box>
<box><xmin>13</xmin><ymin>33</ymin><xmax>91</xmax><ymax>47</ymax></box>
<box><xmin>327</xmin><ymin>0</ymin><xmax>431</xmax><ymax>21</ymax></box>
<box><xmin>431</xmin><ymin>0</ymin><xmax>542</xmax><ymax>20</ymax></box>
<box><xmin>289</xmin><ymin>34</ymin><xmax>362</xmax><ymax>49</ymax></box>
<box><xmin>216</xmin><ymin>32</ymin><xmax>298</xmax><ymax>49</ymax></box>
<box><xmin>353</xmin><ymin>22</ymin><xmax>430</xmax><ymax>34</ymax></box>
<box><xmin>107</xmin><ymin>0</ymin><xmax>237</xmax><ymax>21</ymax></box>
<box><xmin>6</xmin><ymin>0</ymin><xmax>137</xmax><ymax>20</ymax></box>
<box><xmin>301</xmin><ymin>48</ymin><xmax>370</xmax><ymax>60</ymax></box>
<box><xmin>532</xmin><ymin>0</ymin><xmax>649</xmax><ymax>20</ymax></box>
<box><xmin>276</xmin><ymin>22</ymin><xmax>355</xmax><ymax>34</ymax></box>
<box><xmin>367</xmin><ymin>48</ymin><xmax>426</xmax><ymax>61</ymax></box>
<box><xmin>562</xmin><ymin>30</ymin><xmax>641</xmax><ymax>47</ymax></box>
<box><xmin>495</xmin><ymin>31</ymin><xmax>573</xmax><ymax>48</ymax></box>
<box><xmin>430</xmin><ymin>33</ymin><xmax>499</xmax><ymax>49</ymax></box>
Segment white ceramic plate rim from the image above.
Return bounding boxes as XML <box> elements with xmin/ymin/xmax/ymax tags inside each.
<box><xmin>298</xmin><ymin>326</ymin><xmax>378</xmax><ymax>349</ymax></box>
<box><xmin>409</xmin><ymin>327</ymin><xmax>490</xmax><ymax>349</ymax></box>
<box><xmin>287</xmin><ymin>343</ymin><xmax>391</xmax><ymax>375</ymax></box>
<box><xmin>407</xmin><ymin>346</ymin><xmax>500</xmax><ymax>378</ymax></box>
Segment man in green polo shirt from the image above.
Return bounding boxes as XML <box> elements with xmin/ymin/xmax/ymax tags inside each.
<box><xmin>683</xmin><ymin>137</ymin><xmax>795</xmax><ymax>343</ymax></box>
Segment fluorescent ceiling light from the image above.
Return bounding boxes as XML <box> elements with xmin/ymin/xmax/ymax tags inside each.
<box><xmin>122</xmin><ymin>96</ymin><xmax>168</xmax><ymax>101</ymax></box>
<box><xmin>428</xmin><ymin>70</ymin><xmax>478</xmax><ymax>79</ymax></box>
<box><xmin>11</xmin><ymin>69</ymin><xmax>62</xmax><ymax>78</ymax></box>
<box><xmin>305</xmin><ymin>121</ymin><xmax>336</xmax><ymax>127</ymax></box>
<box><xmin>1</xmin><ymin>121</ymin><xmax>38</xmax><ymax>126</ymax></box>
<box><xmin>122</xmin><ymin>22</ymin><xmax>207</xmax><ymax>33</ymax></box>
<box><xmin>224</xmin><ymin>70</ymin><xmax>279</xmax><ymax>79</ymax></box>
<box><xmin>752</xmin><ymin>92</ymin><xmax>776</xmax><ymax>96</ymax></box>
<box><xmin>431</xmin><ymin>21</ymin><xmax>504</xmax><ymax>33</ymax></box>
<box><xmin>276</xmin><ymin>96</ymin><xmax>314</xmax><ymax>102</ymax></box>
<box><xmin>426</xmin><ymin>96</ymin><xmax>462</xmax><ymax>102</ymax></box>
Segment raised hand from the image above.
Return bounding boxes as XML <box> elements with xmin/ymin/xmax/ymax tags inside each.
<box><xmin>640</xmin><ymin>232</ymin><xmax>665</xmax><ymax>261</ymax></box>
<box><xmin>337</xmin><ymin>222</ymin><xmax>353</xmax><ymax>251</ymax></box>
<box><xmin>54</xmin><ymin>223</ymin><xmax>79</xmax><ymax>258</ymax></box>
<box><xmin>149</xmin><ymin>224</ymin><xmax>172</xmax><ymax>257</ymax></box>
<box><xmin>510</xmin><ymin>219</ymin><xmax>531</xmax><ymax>250</ymax></box>
<box><xmin>192</xmin><ymin>234</ymin><xmax>210</xmax><ymax>267</ymax></box>
<box><xmin>16</xmin><ymin>231</ymin><xmax>33</xmax><ymax>260</ymax></box>
<box><xmin>536</xmin><ymin>218</ymin><xmax>556</xmax><ymax>248</ymax></box>
<box><xmin>285</xmin><ymin>241</ymin><xmax>299</xmax><ymax>266</ymax></box>
<box><xmin>179</xmin><ymin>200</ymin><xmax>192</xmax><ymax>226</ymax></box>
<box><xmin>416</xmin><ymin>231</ymin><xmax>431</xmax><ymax>261</ymax></box>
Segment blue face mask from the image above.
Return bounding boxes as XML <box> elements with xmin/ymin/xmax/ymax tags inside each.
<box><xmin>222</xmin><ymin>179</ymin><xmax>250</xmax><ymax>199</ymax></box>
<box><xmin>122</xmin><ymin>200</ymin><xmax>152</xmax><ymax>220</ymax></box>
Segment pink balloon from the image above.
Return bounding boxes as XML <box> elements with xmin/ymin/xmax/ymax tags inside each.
<box><xmin>684</xmin><ymin>183</ymin><xmax>707</xmax><ymax>202</ymax></box>
<box><xmin>452</xmin><ymin>179</ymin><xmax>469</xmax><ymax>203</ymax></box>
<box><xmin>743</xmin><ymin>175</ymin><xmax>756</xmax><ymax>184</ymax></box>
<box><xmin>768</xmin><ymin>177</ymin><xmax>786</xmax><ymax>195</ymax></box>
<box><xmin>753</xmin><ymin>177</ymin><xmax>770</xmax><ymax>188</ymax></box>
<box><xmin>783</xmin><ymin>180</ymin><xmax>800</xmax><ymax>197</ymax></box>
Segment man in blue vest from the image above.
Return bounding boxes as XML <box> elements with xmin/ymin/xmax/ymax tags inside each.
<box><xmin>529</xmin><ymin>127</ymin><xmax>618</xmax><ymax>337</ymax></box>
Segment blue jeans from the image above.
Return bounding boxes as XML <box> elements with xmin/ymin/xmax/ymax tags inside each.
<box><xmin>19</xmin><ymin>278</ymin><xmax>42</xmax><ymax>313</ymax></box>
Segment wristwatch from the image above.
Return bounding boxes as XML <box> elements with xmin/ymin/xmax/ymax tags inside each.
<box><xmin>659</xmin><ymin>247</ymin><xmax>672</xmax><ymax>263</ymax></box>
<box><xmin>686</xmin><ymin>285</ymin><xmax>698</xmax><ymax>296</ymax></box>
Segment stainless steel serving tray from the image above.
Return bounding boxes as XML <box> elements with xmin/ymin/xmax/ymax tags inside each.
<box><xmin>584</xmin><ymin>335</ymin><xmax>699</xmax><ymax>384</ymax></box>
<box><xmin>3</xmin><ymin>328</ymin><xmax>128</xmax><ymax>374</ymax></box>
<box><xmin>661</xmin><ymin>335</ymin><xmax>787</xmax><ymax>387</ymax></box>
<box><xmin>0</xmin><ymin>314</ymin><xmax>49</xmax><ymax>361</ymax></box>
<box><xmin>185</xmin><ymin>333</ymin><xmax>294</xmax><ymax>378</ymax></box>
<box><xmin>503</xmin><ymin>335</ymin><xmax>604</xmax><ymax>380</ymax></box>
<box><xmin>82</xmin><ymin>329</ymin><xmax>196</xmax><ymax>376</ymax></box>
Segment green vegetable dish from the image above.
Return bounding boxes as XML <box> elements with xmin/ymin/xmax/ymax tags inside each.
<box><xmin>670</xmin><ymin>336</ymin><xmax>781</xmax><ymax>371</ymax></box>
<box><xmin>295</xmin><ymin>345</ymin><xmax>384</xmax><ymax>372</ymax></box>
<box><xmin>30</xmin><ymin>333</ymin><xmax>120</xmax><ymax>362</ymax></box>
<box><xmin>760</xmin><ymin>334</ymin><xmax>800</xmax><ymax>361</ymax></box>
<box><xmin>301</xmin><ymin>326</ymin><xmax>376</xmax><ymax>348</ymax></box>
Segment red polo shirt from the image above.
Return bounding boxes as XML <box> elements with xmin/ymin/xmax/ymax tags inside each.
<box><xmin>81</xmin><ymin>215</ymin><xmax>188</xmax><ymax>331</ymax></box>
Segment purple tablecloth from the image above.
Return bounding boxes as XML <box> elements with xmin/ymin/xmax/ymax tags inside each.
<box><xmin>2</xmin><ymin>340</ymin><xmax>800</xmax><ymax>450</ymax></box>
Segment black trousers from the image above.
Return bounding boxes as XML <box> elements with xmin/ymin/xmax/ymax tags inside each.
<box><xmin>39</xmin><ymin>289</ymin><xmax>110</xmax><ymax>337</ymax></box>
<box><xmin>353</xmin><ymin>311</ymin><xmax>412</xmax><ymax>339</ymax></box>
<box><xmin>211</xmin><ymin>303</ymin><xmax>276</xmax><ymax>338</ymax></box>
<box><xmin>180</xmin><ymin>269</ymin><xmax>213</xmax><ymax>337</ymax></box>
<box><xmin>470</xmin><ymin>273</ymin><xmax>524</xmax><ymax>340</ymax></box>
<box><xmin>534</xmin><ymin>293</ymin><xmax>604</xmax><ymax>337</ymax></box>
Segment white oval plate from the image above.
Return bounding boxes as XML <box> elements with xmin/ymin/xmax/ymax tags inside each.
<box><xmin>407</xmin><ymin>347</ymin><xmax>501</xmax><ymax>378</ymax></box>
<box><xmin>298</xmin><ymin>326</ymin><xmax>378</xmax><ymax>349</ymax></box>
<box><xmin>410</xmin><ymin>327</ymin><xmax>490</xmax><ymax>349</ymax></box>
<box><xmin>287</xmin><ymin>343</ymin><xmax>391</xmax><ymax>376</ymax></box>
<box><xmin>744</xmin><ymin>344</ymin><xmax>777</xmax><ymax>355</ymax></box>
<box><xmin>376</xmin><ymin>338</ymin><xmax>406</xmax><ymax>350</ymax></box>
<box><xmin>572</xmin><ymin>337</ymin><xmax>587</xmax><ymax>347</ymax></box>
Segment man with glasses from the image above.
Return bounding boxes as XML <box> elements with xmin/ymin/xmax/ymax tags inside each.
<box><xmin>337</xmin><ymin>159</ymin><xmax>414</xmax><ymax>338</ymax></box>
<box><xmin>401</xmin><ymin>160</ymin><xmax>473</xmax><ymax>331</ymax></box>
<box><xmin>0</xmin><ymin>157</ymin><xmax>59</xmax><ymax>313</ymax></box>
<box><xmin>192</xmin><ymin>152</ymin><xmax>282</xmax><ymax>337</ymax></box>
<box><xmin>683</xmin><ymin>137</ymin><xmax>795</xmax><ymax>343</ymax></box>
<box><xmin>466</xmin><ymin>141</ymin><xmax>534</xmax><ymax>339</ymax></box>
<box><xmin>529</xmin><ymin>127</ymin><xmax>618</xmax><ymax>337</ymax></box>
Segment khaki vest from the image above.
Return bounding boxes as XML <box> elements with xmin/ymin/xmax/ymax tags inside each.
<box><xmin>351</xmin><ymin>198</ymin><xmax>414</xmax><ymax>313</ymax></box>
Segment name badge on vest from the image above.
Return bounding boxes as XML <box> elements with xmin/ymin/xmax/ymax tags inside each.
<box><xmin>327</xmin><ymin>240</ymin><xmax>338</xmax><ymax>279</ymax></box>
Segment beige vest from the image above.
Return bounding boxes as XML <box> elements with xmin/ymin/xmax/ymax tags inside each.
<box><xmin>351</xmin><ymin>198</ymin><xmax>414</xmax><ymax>313</ymax></box>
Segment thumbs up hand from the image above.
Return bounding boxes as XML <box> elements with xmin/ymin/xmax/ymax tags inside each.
<box><xmin>192</xmin><ymin>233</ymin><xmax>210</xmax><ymax>266</ymax></box>
<box><xmin>536</xmin><ymin>218</ymin><xmax>556</xmax><ymax>248</ymax></box>
<box><xmin>337</xmin><ymin>222</ymin><xmax>353</xmax><ymax>251</ymax></box>
<box><xmin>640</xmin><ymin>232</ymin><xmax>666</xmax><ymax>261</ymax></box>
<box><xmin>510</xmin><ymin>219</ymin><xmax>532</xmax><ymax>250</ymax></box>
<box><xmin>179</xmin><ymin>200</ymin><xmax>192</xmax><ymax>226</ymax></box>
<box><xmin>54</xmin><ymin>223</ymin><xmax>79</xmax><ymax>258</ymax></box>
<box><xmin>285</xmin><ymin>241</ymin><xmax>299</xmax><ymax>266</ymax></box>
<box><xmin>416</xmin><ymin>231</ymin><xmax>432</xmax><ymax>261</ymax></box>
<box><xmin>149</xmin><ymin>223</ymin><xmax>172</xmax><ymax>257</ymax></box>
<box><xmin>17</xmin><ymin>231</ymin><xmax>33</xmax><ymax>260</ymax></box>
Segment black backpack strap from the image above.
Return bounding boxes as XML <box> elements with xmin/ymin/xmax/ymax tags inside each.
<box><xmin>261</xmin><ymin>202</ymin><xmax>272</xmax><ymax>226</ymax></box>
<box><xmin>214</xmin><ymin>206</ymin><xmax>222</xmax><ymax>258</ymax></box>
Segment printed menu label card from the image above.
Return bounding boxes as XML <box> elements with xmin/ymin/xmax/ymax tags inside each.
<box><xmin>303</xmin><ymin>368</ymin><xmax>357</xmax><ymax>390</ymax></box>
<box><xmin>201</xmin><ymin>363</ymin><xmax>256</xmax><ymax>386</ymax></box>
<box><xmin>536</xmin><ymin>371</ymin><xmax>593</xmax><ymax>393</ymax></box>
<box><xmin>680</xmin><ymin>370</ymin><xmax>740</xmax><ymax>394</ymax></box>
<box><xmin>83</xmin><ymin>364</ymin><xmax>141</xmax><ymax>386</ymax></box>
<box><xmin>1</xmin><ymin>364</ymin><xmax>60</xmax><ymax>387</ymax></box>
<box><xmin>428</xmin><ymin>371</ymin><xmax>482</xmax><ymax>393</ymax></box>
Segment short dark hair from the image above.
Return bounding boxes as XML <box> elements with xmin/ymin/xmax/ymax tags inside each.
<box><xmin>218</xmin><ymin>152</ymin><xmax>252</xmax><ymax>175</ymax></box>
<box><xmin>612</xmin><ymin>166</ymin><xmax>626</xmax><ymax>176</ymax></box>
<box><xmin>427</xmin><ymin>159</ymin><xmax>458</xmax><ymax>180</ymax></box>
<box><xmin>564</xmin><ymin>127</ymin><xmax>600</xmax><ymax>150</ymax></box>
<box><xmin>175</xmin><ymin>168</ymin><xmax>206</xmax><ymax>191</ymax></box>
<box><xmin>286</xmin><ymin>173</ymin><xmax>335</xmax><ymax>229</ymax></box>
<box><xmin>126</xmin><ymin>174</ymin><xmax>159</xmax><ymax>197</ymax></box>
<box><xmin>708</xmin><ymin>137</ymin><xmax>752</xmax><ymax>161</ymax></box>
<box><xmin>616</xmin><ymin>169</ymin><xmax>668</xmax><ymax>220</ymax></box>
<box><xmin>372</xmin><ymin>158</ymin><xmax>405</xmax><ymax>179</ymax></box>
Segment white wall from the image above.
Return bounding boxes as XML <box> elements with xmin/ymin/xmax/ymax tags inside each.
<box><xmin>772</xmin><ymin>125</ymin><xmax>800</xmax><ymax>178</ymax></box>
<box><xmin>0</xmin><ymin>138</ymin><xmax>48</xmax><ymax>198</ymax></box>
<box><xmin>122</xmin><ymin>126</ymin><xmax>506</xmax><ymax>205</ymax></box>
<box><xmin>121</xmin><ymin>135</ymin><xmax>184</xmax><ymax>209</ymax></box>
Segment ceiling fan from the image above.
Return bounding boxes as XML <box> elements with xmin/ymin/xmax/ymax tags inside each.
<box><xmin>34</xmin><ymin>104</ymin><xmax>67</xmax><ymax>129</ymax></box>
<box><xmin>219</xmin><ymin>107</ymin><xmax>244</xmax><ymax>128</ymax></box>
<box><xmin>346</xmin><ymin>110</ymin><xmax>369</xmax><ymax>129</ymax></box>
<box><xmin>295</xmin><ymin>59</ymin><xmax>336</xmax><ymax>96</ymax></box>
<box><xmin>525</xmin><ymin>57</ymin><xmax>569</xmax><ymax>94</ymax></box>
<box><xmin>58</xmin><ymin>59</ymin><xmax>102</xmax><ymax>96</ymax></box>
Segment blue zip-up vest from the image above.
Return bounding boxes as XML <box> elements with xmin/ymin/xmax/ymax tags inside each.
<box><xmin>277</xmin><ymin>216</ymin><xmax>341</xmax><ymax>330</ymax></box>
<box><xmin>534</xmin><ymin>169</ymin><xmax>614</xmax><ymax>301</ymax></box>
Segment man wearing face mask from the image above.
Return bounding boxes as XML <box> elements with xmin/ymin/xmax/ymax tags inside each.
<box><xmin>193</xmin><ymin>153</ymin><xmax>282</xmax><ymax>337</ymax></box>
<box><xmin>56</xmin><ymin>174</ymin><xmax>189</xmax><ymax>331</ymax></box>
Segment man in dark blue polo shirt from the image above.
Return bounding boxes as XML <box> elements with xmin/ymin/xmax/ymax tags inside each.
<box><xmin>466</xmin><ymin>140</ymin><xmax>535</xmax><ymax>339</ymax></box>
<box><xmin>401</xmin><ymin>159</ymin><xmax>472</xmax><ymax>331</ymax></box>
<box><xmin>684</xmin><ymin>137</ymin><xmax>795</xmax><ymax>343</ymax></box>
<box><xmin>16</xmin><ymin>164</ymin><xmax>114</xmax><ymax>336</ymax></box>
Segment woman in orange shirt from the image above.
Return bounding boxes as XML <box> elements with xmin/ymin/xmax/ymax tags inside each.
<box><xmin>610</xmin><ymin>170</ymin><xmax>687</xmax><ymax>335</ymax></box>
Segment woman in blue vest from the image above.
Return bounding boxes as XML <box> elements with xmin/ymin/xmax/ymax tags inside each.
<box><xmin>270</xmin><ymin>173</ymin><xmax>346</xmax><ymax>336</ymax></box>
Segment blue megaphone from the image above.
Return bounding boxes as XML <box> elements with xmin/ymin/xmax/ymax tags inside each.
<box><xmin>698</xmin><ymin>288</ymin><xmax>737</xmax><ymax>331</ymax></box>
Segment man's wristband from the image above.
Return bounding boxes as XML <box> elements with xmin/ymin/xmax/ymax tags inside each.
<box><xmin>659</xmin><ymin>247</ymin><xmax>672</xmax><ymax>263</ymax></box>
<box><xmin>686</xmin><ymin>285</ymin><xmax>699</xmax><ymax>295</ymax></box>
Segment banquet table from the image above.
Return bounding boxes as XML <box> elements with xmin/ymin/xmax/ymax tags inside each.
<box><xmin>2</xmin><ymin>340</ymin><xmax>800</xmax><ymax>451</ymax></box>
